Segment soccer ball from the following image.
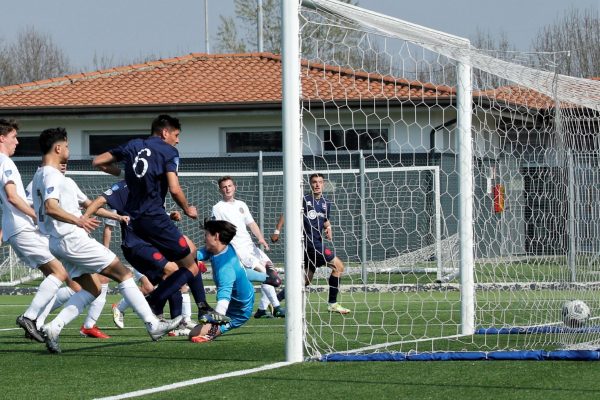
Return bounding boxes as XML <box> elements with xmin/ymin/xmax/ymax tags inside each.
<box><xmin>562</xmin><ymin>300</ymin><xmax>590</xmax><ymax>328</ymax></box>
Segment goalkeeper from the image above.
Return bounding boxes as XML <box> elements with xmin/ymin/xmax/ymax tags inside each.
<box><xmin>191</xmin><ymin>219</ymin><xmax>254</xmax><ymax>343</ymax></box>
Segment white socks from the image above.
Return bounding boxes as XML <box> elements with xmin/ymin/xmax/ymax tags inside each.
<box><xmin>83</xmin><ymin>283</ymin><xmax>108</xmax><ymax>329</ymax></box>
<box><xmin>36</xmin><ymin>286</ymin><xmax>76</xmax><ymax>329</ymax></box>
<box><xmin>49</xmin><ymin>289</ymin><xmax>95</xmax><ymax>333</ymax></box>
<box><xmin>181</xmin><ymin>292</ymin><xmax>192</xmax><ymax>322</ymax></box>
<box><xmin>260</xmin><ymin>283</ymin><xmax>280</xmax><ymax>310</ymax></box>
<box><xmin>118</xmin><ymin>278</ymin><xmax>156</xmax><ymax>325</ymax></box>
<box><xmin>24</xmin><ymin>274</ymin><xmax>62</xmax><ymax>320</ymax></box>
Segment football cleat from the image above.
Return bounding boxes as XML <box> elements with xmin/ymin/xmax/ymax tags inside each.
<box><xmin>112</xmin><ymin>303</ymin><xmax>125</xmax><ymax>329</ymax></box>
<box><xmin>264</xmin><ymin>266</ymin><xmax>282</xmax><ymax>287</ymax></box>
<box><xmin>80</xmin><ymin>325</ymin><xmax>111</xmax><ymax>339</ymax></box>
<box><xmin>181</xmin><ymin>318</ymin><xmax>198</xmax><ymax>330</ymax></box>
<box><xmin>254</xmin><ymin>309</ymin><xmax>274</xmax><ymax>319</ymax></box>
<box><xmin>196</xmin><ymin>301</ymin><xmax>214</xmax><ymax>317</ymax></box>
<box><xmin>327</xmin><ymin>302</ymin><xmax>351</xmax><ymax>315</ymax></box>
<box><xmin>168</xmin><ymin>327</ymin><xmax>192</xmax><ymax>337</ymax></box>
<box><xmin>16</xmin><ymin>315</ymin><xmax>45</xmax><ymax>343</ymax></box>
<box><xmin>272</xmin><ymin>306</ymin><xmax>286</xmax><ymax>318</ymax></box>
<box><xmin>41</xmin><ymin>323</ymin><xmax>61</xmax><ymax>354</ymax></box>
<box><xmin>199</xmin><ymin>311</ymin><xmax>230</xmax><ymax>325</ymax></box>
<box><xmin>146</xmin><ymin>315</ymin><xmax>183</xmax><ymax>341</ymax></box>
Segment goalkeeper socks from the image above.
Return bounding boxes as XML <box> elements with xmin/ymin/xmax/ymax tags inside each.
<box><xmin>147</xmin><ymin>268</ymin><xmax>194</xmax><ymax>312</ymax></box>
<box><xmin>277</xmin><ymin>289</ymin><xmax>286</xmax><ymax>302</ymax></box>
<box><xmin>168</xmin><ymin>291</ymin><xmax>183</xmax><ymax>319</ymax></box>
<box><xmin>187</xmin><ymin>270</ymin><xmax>208</xmax><ymax>304</ymax></box>
<box><xmin>328</xmin><ymin>275</ymin><xmax>340</xmax><ymax>304</ymax></box>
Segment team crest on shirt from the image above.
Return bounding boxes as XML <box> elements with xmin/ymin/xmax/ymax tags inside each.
<box><xmin>46</xmin><ymin>187</ymin><xmax>54</xmax><ymax>194</ymax></box>
<box><xmin>307</xmin><ymin>210</ymin><xmax>318</xmax><ymax>220</ymax></box>
<box><xmin>4</xmin><ymin>169</ymin><xmax>12</xmax><ymax>177</ymax></box>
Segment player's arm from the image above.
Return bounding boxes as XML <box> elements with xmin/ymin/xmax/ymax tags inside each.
<box><xmin>166</xmin><ymin>171</ymin><xmax>197</xmax><ymax>219</ymax></box>
<box><xmin>248</xmin><ymin>221</ymin><xmax>269</xmax><ymax>250</ymax></box>
<box><xmin>323</xmin><ymin>219</ymin><xmax>332</xmax><ymax>240</ymax></box>
<box><xmin>92</xmin><ymin>152</ymin><xmax>122</xmax><ymax>176</ymax></box>
<box><xmin>44</xmin><ymin>198</ymin><xmax>100</xmax><ymax>233</ymax></box>
<box><xmin>81</xmin><ymin>198</ymin><xmax>128</xmax><ymax>224</ymax></box>
<box><xmin>271</xmin><ymin>214</ymin><xmax>284</xmax><ymax>242</ymax></box>
<box><xmin>3</xmin><ymin>182</ymin><xmax>37</xmax><ymax>221</ymax></box>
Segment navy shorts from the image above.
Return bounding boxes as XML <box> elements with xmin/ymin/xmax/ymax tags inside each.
<box><xmin>131</xmin><ymin>213</ymin><xmax>191</xmax><ymax>261</ymax></box>
<box><xmin>304</xmin><ymin>242</ymin><xmax>336</xmax><ymax>272</ymax></box>
<box><xmin>122</xmin><ymin>243</ymin><xmax>167</xmax><ymax>286</ymax></box>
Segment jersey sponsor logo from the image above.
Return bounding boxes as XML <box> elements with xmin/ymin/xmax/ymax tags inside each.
<box><xmin>46</xmin><ymin>187</ymin><xmax>54</xmax><ymax>194</ymax></box>
<box><xmin>307</xmin><ymin>209</ymin><xmax>318</xmax><ymax>220</ymax></box>
<box><xmin>4</xmin><ymin>169</ymin><xmax>12</xmax><ymax>177</ymax></box>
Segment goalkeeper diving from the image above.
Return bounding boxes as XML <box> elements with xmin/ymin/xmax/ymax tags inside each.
<box><xmin>190</xmin><ymin>219</ymin><xmax>255</xmax><ymax>343</ymax></box>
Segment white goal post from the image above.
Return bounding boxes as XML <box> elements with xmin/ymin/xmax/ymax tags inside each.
<box><xmin>284</xmin><ymin>0</ymin><xmax>600</xmax><ymax>361</ymax></box>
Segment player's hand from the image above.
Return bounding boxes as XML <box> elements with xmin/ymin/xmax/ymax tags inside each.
<box><xmin>259</xmin><ymin>239</ymin><xmax>270</xmax><ymax>251</ymax></box>
<box><xmin>270</xmin><ymin>233</ymin><xmax>279</xmax><ymax>243</ymax></box>
<box><xmin>170</xmin><ymin>211</ymin><xmax>182</xmax><ymax>221</ymax></box>
<box><xmin>185</xmin><ymin>206</ymin><xmax>198</xmax><ymax>219</ymax></box>
<box><xmin>120</xmin><ymin>215</ymin><xmax>130</xmax><ymax>224</ymax></box>
<box><xmin>324</xmin><ymin>226</ymin><xmax>332</xmax><ymax>240</ymax></box>
<box><xmin>77</xmin><ymin>215</ymin><xmax>100</xmax><ymax>233</ymax></box>
<box><xmin>199</xmin><ymin>311</ymin><xmax>230</xmax><ymax>325</ymax></box>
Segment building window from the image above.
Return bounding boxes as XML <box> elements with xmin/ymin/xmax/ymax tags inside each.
<box><xmin>89</xmin><ymin>134</ymin><xmax>147</xmax><ymax>155</ymax></box>
<box><xmin>226</xmin><ymin>131</ymin><xmax>282</xmax><ymax>153</ymax></box>
<box><xmin>13</xmin><ymin>136</ymin><xmax>40</xmax><ymax>157</ymax></box>
<box><xmin>324</xmin><ymin>127</ymin><xmax>388</xmax><ymax>152</ymax></box>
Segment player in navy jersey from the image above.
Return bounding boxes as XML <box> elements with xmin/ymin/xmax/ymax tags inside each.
<box><xmin>83</xmin><ymin>180</ymin><xmax>212</xmax><ymax>328</ymax></box>
<box><xmin>271</xmin><ymin>173</ymin><xmax>351</xmax><ymax>314</ymax></box>
<box><xmin>92</xmin><ymin>115</ymin><xmax>209</xmax><ymax>319</ymax></box>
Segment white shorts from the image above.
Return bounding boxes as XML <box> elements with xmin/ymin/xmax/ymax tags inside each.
<box><xmin>7</xmin><ymin>228</ymin><xmax>55</xmax><ymax>268</ymax></box>
<box><xmin>235</xmin><ymin>245</ymin><xmax>272</xmax><ymax>272</ymax></box>
<box><xmin>49</xmin><ymin>230</ymin><xmax>116</xmax><ymax>279</ymax></box>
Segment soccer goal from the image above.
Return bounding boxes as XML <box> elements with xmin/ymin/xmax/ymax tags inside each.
<box><xmin>282</xmin><ymin>0</ymin><xmax>600</xmax><ymax>361</ymax></box>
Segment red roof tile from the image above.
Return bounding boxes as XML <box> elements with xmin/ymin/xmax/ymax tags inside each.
<box><xmin>0</xmin><ymin>53</ymin><xmax>455</xmax><ymax>110</ymax></box>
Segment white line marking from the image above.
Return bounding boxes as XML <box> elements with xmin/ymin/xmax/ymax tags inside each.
<box><xmin>94</xmin><ymin>361</ymin><xmax>293</xmax><ymax>400</ymax></box>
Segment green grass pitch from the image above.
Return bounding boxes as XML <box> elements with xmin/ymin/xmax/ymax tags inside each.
<box><xmin>3</xmin><ymin>293</ymin><xmax>600</xmax><ymax>399</ymax></box>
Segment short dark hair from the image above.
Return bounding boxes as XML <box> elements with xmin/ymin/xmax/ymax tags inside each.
<box><xmin>39</xmin><ymin>128</ymin><xmax>67</xmax><ymax>155</ymax></box>
<box><xmin>309</xmin><ymin>173</ymin><xmax>325</xmax><ymax>182</ymax></box>
<box><xmin>217</xmin><ymin>176</ymin><xmax>235</xmax><ymax>188</ymax></box>
<box><xmin>0</xmin><ymin>118</ymin><xmax>19</xmax><ymax>136</ymax></box>
<box><xmin>203</xmin><ymin>219</ymin><xmax>237</xmax><ymax>245</ymax></box>
<box><xmin>151</xmin><ymin>114</ymin><xmax>181</xmax><ymax>135</ymax></box>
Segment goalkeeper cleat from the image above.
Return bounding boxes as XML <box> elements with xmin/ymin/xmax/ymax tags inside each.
<box><xmin>254</xmin><ymin>309</ymin><xmax>274</xmax><ymax>319</ymax></box>
<box><xmin>80</xmin><ymin>325</ymin><xmax>111</xmax><ymax>339</ymax></box>
<box><xmin>327</xmin><ymin>302</ymin><xmax>351</xmax><ymax>314</ymax></box>
<box><xmin>272</xmin><ymin>306</ymin><xmax>286</xmax><ymax>318</ymax></box>
<box><xmin>41</xmin><ymin>323</ymin><xmax>61</xmax><ymax>354</ymax></box>
<box><xmin>146</xmin><ymin>315</ymin><xmax>183</xmax><ymax>341</ymax></box>
<box><xmin>112</xmin><ymin>303</ymin><xmax>125</xmax><ymax>329</ymax></box>
<box><xmin>199</xmin><ymin>311</ymin><xmax>231</xmax><ymax>325</ymax></box>
<box><xmin>16</xmin><ymin>315</ymin><xmax>45</xmax><ymax>343</ymax></box>
<box><xmin>264</xmin><ymin>266</ymin><xmax>282</xmax><ymax>287</ymax></box>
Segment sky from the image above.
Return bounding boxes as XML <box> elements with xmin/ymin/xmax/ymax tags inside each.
<box><xmin>2</xmin><ymin>0</ymin><xmax>598</xmax><ymax>73</ymax></box>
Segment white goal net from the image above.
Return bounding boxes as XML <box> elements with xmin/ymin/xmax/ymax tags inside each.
<box><xmin>285</xmin><ymin>0</ymin><xmax>600</xmax><ymax>360</ymax></box>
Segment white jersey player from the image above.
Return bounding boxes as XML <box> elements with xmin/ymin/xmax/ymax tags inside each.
<box><xmin>32</xmin><ymin>127</ymin><xmax>181</xmax><ymax>353</ymax></box>
<box><xmin>0</xmin><ymin>118</ymin><xmax>69</xmax><ymax>343</ymax></box>
<box><xmin>212</xmin><ymin>176</ymin><xmax>285</xmax><ymax>318</ymax></box>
